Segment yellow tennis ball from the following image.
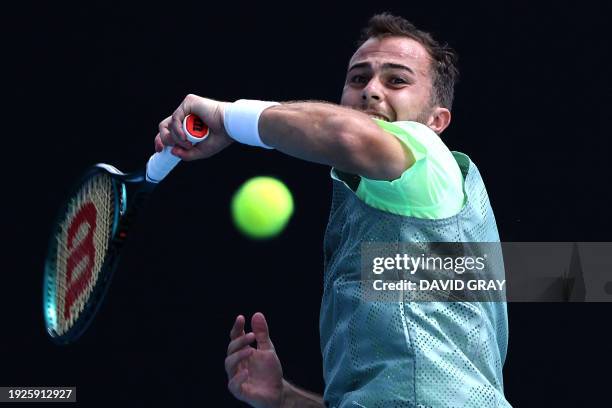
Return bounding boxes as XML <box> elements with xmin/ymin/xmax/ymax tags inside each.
<box><xmin>231</xmin><ymin>176</ymin><xmax>294</xmax><ymax>239</ymax></box>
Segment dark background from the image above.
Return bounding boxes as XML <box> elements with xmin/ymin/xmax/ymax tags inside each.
<box><xmin>3</xmin><ymin>0</ymin><xmax>611</xmax><ymax>406</ymax></box>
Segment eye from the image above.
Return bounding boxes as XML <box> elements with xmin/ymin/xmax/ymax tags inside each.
<box><xmin>390</xmin><ymin>77</ymin><xmax>408</xmax><ymax>85</ymax></box>
<box><xmin>349</xmin><ymin>75</ymin><xmax>368</xmax><ymax>84</ymax></box>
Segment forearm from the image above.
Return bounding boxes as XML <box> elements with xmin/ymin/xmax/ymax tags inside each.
<box><xmin>258</xmin><ymin>102</ymin><xmax>405</xmax><ymax>179</ymax></box>
<box><xmin>280</xmin><ymin>379</ymin><xmax>325</xmax><ymax>408</ymax></box>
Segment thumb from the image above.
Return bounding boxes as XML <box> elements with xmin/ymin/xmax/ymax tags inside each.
<box><xmin>251</xmin><ymin>312</ymin><xmax>274</xmax><ymax>351</ymax></box>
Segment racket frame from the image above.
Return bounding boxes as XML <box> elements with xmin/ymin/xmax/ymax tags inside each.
<box><xmin>44</xmin><ymin>114</ymin><xmax>206</xmax><ymax>344</ymax></box>
<box><xmin>43</xmin><ymin>164</ymin><xmax>151</xmax><ymax>344</ymax></box>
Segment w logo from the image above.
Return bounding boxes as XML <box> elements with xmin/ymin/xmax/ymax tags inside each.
<box><xmin>63</xmin><ymin>202</ymin><xmax>97</xmax><ymax>320</ymax></box>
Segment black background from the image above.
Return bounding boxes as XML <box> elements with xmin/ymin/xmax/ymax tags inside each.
<box><xmin>3</xmin><ymin>0</ymin><xmax>611</xmax><ymax>406</ymax></box>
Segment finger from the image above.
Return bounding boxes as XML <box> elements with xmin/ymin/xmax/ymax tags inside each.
<box><xmin>230</xmin><ymin>315</ymin><xmax>246</xmax><ymax>340</ymax></box>
<box><xmin>169</xmin><ymin>128</ymin><xmax>192</xmax><ymax>149</ymax></box>
<box><xmin>251</xmin><ymin>312</ymin><xmax>274</xmax><ymax>351</ymax></box>
<box><xmin>228</xmin><ymin>315</ymin><xmax>249</xmax><ymax>375</ymax></box>
<box><xmin>157</xmin><ymin>116</ymin><xmax>173</xmax><ymax>146</ymax></box>
<box><xmin>158</xmin><ymin>116</ymin><xmax>171</xmax><ymax>134</ymax></box>
<box><xmin>227</xmin><ymin>332</ymin><xmax>256</xmax><ymax>356</ymax></box>
<box><xmin>159</xmin><ymin>122</ymin><xmax>175</xmax><ymax>147</ymax></box>
<box><xmin>154</xmin><ymin>134</ymin><xmax>164</xmax><ymax>153</ymax></box>
<box><xmin>227</xmin><ymin>368</ymin><xmax>249</xmax><ymax>398</ymax></box>
<box><xmin>225</xmin><ymin>347</ymin><xmax>253</xmax><ymax>378</ymax></box>
<box><xmin>169</xmin><ymin>104</ymin><xmax>191</xmax><ymax>149</ymax></box>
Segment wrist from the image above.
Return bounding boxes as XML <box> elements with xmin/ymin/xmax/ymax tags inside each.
<box><xmin>277</xmin><ymin>379</ymin><xmax>290</xmax><ymax>408</ymax></box>
<box><xmin>277</xmin><ymin>379</ymin><xmax>324</xmax><ymax>408</ymax></box>
<box><xmin>223</xmin><ymin>99</ymin><xmax>280</xmax><ymax>149</ymax></box>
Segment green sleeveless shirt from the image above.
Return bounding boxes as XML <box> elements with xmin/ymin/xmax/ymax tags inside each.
<box><xmin>320</xmin><ymin>123</ymin><xmax>510</xmax><ymax>407</ymax></box>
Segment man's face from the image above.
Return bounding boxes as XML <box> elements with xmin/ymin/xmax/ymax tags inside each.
<box><xmin>341</xmin><ymin>36</ymin><xmax>434</xmax><ymax>123</ymax></box>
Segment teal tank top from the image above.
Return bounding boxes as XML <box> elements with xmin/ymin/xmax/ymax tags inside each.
<box><xmin>320</xmin><ymin>152</ymin><xmax>511</xmax><ymax>408</ymax></box>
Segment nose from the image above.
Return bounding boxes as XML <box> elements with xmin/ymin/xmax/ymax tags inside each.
<box><xmin>362</xmin><ymin>78</ymin><xmax>382</xmax><ymax>102</ymax></box>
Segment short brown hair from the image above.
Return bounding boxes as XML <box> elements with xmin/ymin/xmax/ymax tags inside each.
<box><xmin>357</xmin><ymin>13</ymin><xmax>459</xmax><ymax>110</ymax></box>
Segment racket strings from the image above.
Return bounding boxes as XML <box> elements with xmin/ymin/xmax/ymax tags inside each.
<box><xmin>53</xmin><ymin>173</ymin><xmax>115</xmax><ymax>334</ymax></box>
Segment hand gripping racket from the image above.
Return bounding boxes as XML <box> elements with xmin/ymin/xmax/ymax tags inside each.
<box><xmin>43</xmin><ymin>114</ymin><xmax>208</xmax><ymax>344</ymax></box>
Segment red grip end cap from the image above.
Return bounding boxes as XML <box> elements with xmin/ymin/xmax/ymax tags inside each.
<box><xmin>184</xmin><ymin>114</ymin><xmax>209</xmax><ymax>140</ymax></box>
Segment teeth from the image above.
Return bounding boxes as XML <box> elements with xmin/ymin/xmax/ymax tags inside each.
<box><xmin>370</xmin><ymin>115</ymin><xmax>388</xmax><ymax>121</ymax></box>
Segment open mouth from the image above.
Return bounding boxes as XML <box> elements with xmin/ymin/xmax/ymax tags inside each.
<box><xmin>352</xmin><ymin>107</ymin><xmax>391</xmax><ymax>122</ymax></box>
<box><xmin>361</xmin><ymin>109</ymin><xmax>391</xmax><ymax>122</ymax></box>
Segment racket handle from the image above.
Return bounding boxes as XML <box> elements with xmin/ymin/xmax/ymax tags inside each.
<box><xmin>146</xmin><ymin>147</ymin><xmax>181</xmax><ymax>183</ymax></box>
<box><xmin>146</xmin><ymin>114</ymin><xmax>209</xmax><ymax>183</ymax></box>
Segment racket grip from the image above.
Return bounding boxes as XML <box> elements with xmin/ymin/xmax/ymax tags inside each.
<box><xmin>145</xmin><ymin>114</ymin><xmax>209</xmax><ymax>183</ymax></box>
<box><xmin>146</xmin><ymin>147</ymin><xmax>182</xmax><ymax>183</ymax></box>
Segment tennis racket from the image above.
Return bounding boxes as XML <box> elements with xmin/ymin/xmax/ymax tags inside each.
<box><xmin>43</xmin><ymin>114</ymin><xmax>208</xmax><ymax>344</ymax></box>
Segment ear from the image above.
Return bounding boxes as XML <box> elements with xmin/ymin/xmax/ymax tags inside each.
<box><xmin>426</xmin><ymin>107</ymin><xmax>451</xmax><ymax>135</ymax></box>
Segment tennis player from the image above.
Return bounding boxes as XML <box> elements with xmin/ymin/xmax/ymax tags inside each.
<box><xmin>156</xmin><ymin>13</ymin><xmax>510</xmax><ymax>408</ymax></box>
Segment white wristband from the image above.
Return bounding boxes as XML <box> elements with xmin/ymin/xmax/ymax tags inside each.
<box><xmin>223</xmin><ymin>99</ymin><xmax>280</xmax><ymax>149</ymax></box>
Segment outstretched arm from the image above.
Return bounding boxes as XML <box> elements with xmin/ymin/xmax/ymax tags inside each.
<box><xmin>155</xmin><ymin>95</ymin><xmax>415</xmax><ymax>181</ymax></box>
<box><xmin>259</xmin><ymin>102</ymin><xmax>414</xmax><ymax>180</ymax></box>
